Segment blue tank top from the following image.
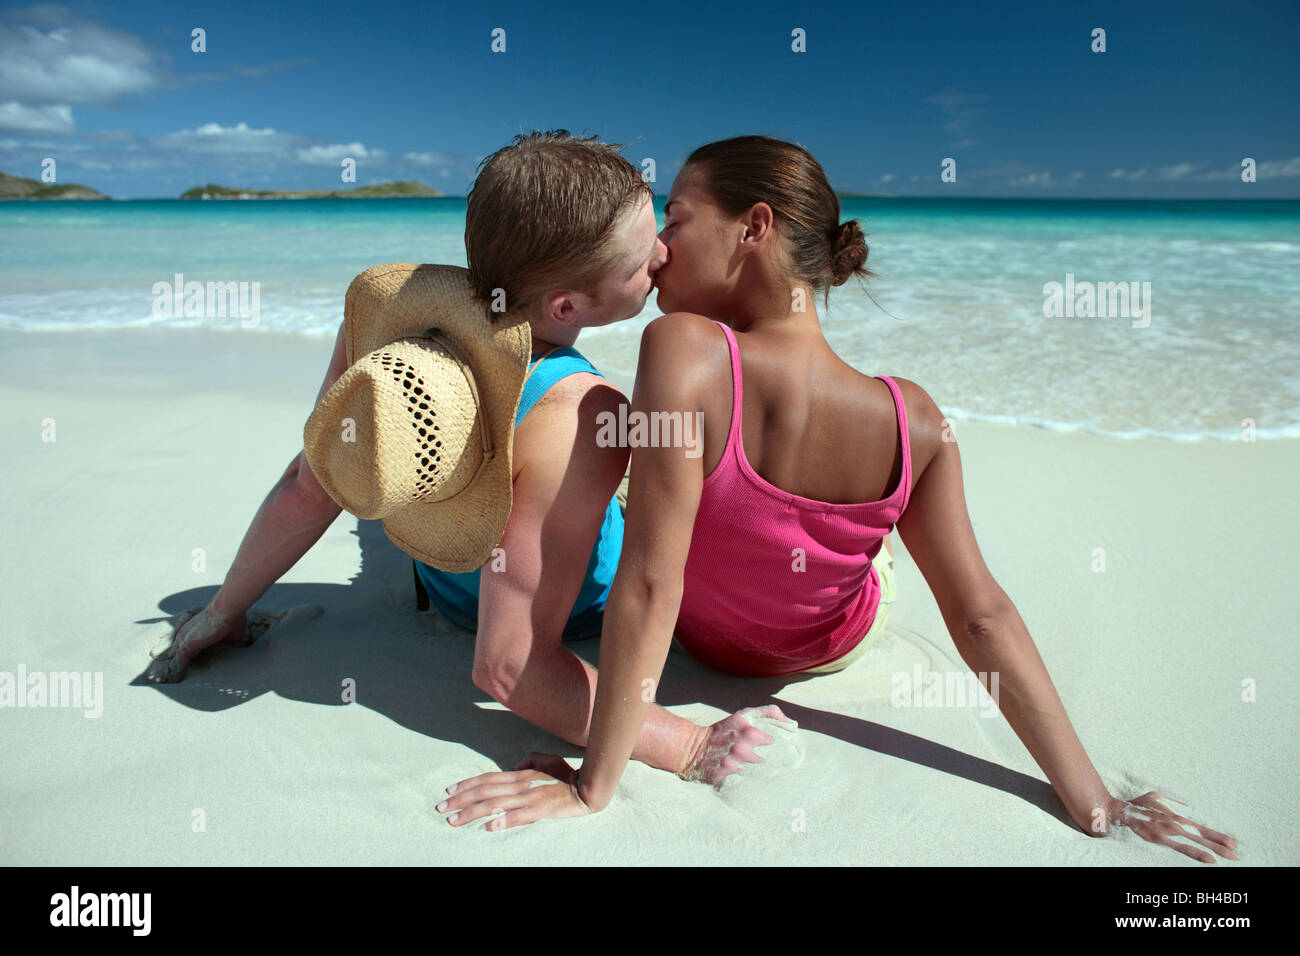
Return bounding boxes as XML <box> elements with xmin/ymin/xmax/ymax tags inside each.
<box><xmin>415</xmin><ymin>346</ymin><xmax>624</xmax><ymax>640</ymax></box>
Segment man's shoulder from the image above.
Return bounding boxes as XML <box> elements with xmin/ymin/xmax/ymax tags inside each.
<box><xmin>515</xmin><ymin>371</ymin><xmax>627</xmax><ymax>453</ymax></box>
<box><xmin>512</xmin><ymin>371</ymin><xmax>629</xmax><ymax>484</ymax></box>
<box><xmin>529</xmin><ymin>369</ymin><xmax>624</xmax><ymax>416</ymax></box>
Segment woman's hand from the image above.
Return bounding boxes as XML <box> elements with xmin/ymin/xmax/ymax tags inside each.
<box><xmin>438</xmin><ymin>754</ymin><xmax>594</xmax><ymax>831</ymax></box>
<box><xmin>678</xmin><ymin>705</ymin><xmax>796</xmax><ymax>787</ymax></box>
<box><xmin>1104</xmin><ymin>791</ymin><xmax>1238</xmax><ymax>863</ymax></box>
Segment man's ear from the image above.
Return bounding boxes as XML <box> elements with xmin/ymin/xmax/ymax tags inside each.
<box><xmin>543</xmin><ymin>289</ymin><xmax>582</xmax><ymax>327</ymax></box>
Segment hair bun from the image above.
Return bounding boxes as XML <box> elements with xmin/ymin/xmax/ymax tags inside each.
<box><xmin>828</xmin><ymin>220</ymin><xmax>869</xmax><ymax>286</ymax></box>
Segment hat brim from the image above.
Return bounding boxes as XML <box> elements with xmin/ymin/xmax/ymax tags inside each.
<box><xmin>338</xmin><ymin>263</ymin><xmax>530</xmax><ymax>572</ymax></box>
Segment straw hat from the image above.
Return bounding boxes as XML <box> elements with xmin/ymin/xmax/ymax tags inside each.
<box><xmin>303</xmin><ymin>263</ymin><xmax>531</xmax><ymax>572</ymax></box>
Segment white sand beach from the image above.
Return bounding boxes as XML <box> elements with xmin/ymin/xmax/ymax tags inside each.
<box><xmin>1</xmin><ymin>325</ymin><xmax>1295</xmax><ymax>865</ymax></box>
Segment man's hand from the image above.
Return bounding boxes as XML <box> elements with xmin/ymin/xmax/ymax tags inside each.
<box><xmin>146</xmin><ymin>604</ymin><xmax>319</xmax><ymax>683</ymax></box>
<box><xmin>146</xmin><ymin>605</ymin><xmax>250</xmax><ymax>683</ymax></box>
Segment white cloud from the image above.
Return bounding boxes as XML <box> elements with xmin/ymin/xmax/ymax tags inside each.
<box><xmin>0</xmin><ymin>15</ymin><xmax>158</xmax><ymax>105</ymax></box>
<box><xmin>229</xmin><ymin>58</ymin><xmax>313</xmax><ymax>79</ymax></box>
<box><xmin>924</xmin><ymin>90</ymin><xmax>984</xmax><ymax>146</ymax></box>
<box><xmin>0</xmin><ymin>100</ymin><xmax>73</xmax><ymax>134</ymax></box>
<box><xmin>402</xmin><ymin>149</ymin><xmax>482</xmax><ymax>182</ymax></box>
<box><xmin>1200</xmin><ymin>155</ymin><xmax>1300</xmax><ymax>180</ymax></box>
<box><xmin>404</xmin><ymin>150</ymin><xmax>460</xmax><ymax>166</ymax></box>
<box><xmin>156</xmin><ymin>121</ymin><xmax>302</xmax><ymax>156</ymax></box>
<box><xmin>1158</xmin><ymin>162</ymin><xmax>1199</xmax><ymax>180</ymax></box>
<box><xmin>297</xmin><ymin>142</ymin><xmax>386</xmax><ymax>165</ymax></box>
<box><xmin>1006</xmin><ymin>171</ymin><xmax>1053</xmax><ymax>187</ymax></box>
<box><xmin>1105</xmin><ymin>160</ymin><xmax>1286</xmax><ymax>183</ymax></box>
<box><xmin>1255</xmin><ymin>155</ymin><xmax>1300</xmax><ymax>178</ymax></box>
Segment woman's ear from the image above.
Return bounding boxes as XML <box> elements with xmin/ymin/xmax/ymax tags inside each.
<box><xmin>742</xmin><ymin>201</ymin><xmax>777</xmax><ymax>244</ymax></box>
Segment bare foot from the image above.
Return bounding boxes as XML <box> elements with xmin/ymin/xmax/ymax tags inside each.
<box><xmin>679</xmin><ymin>705</ymin><xmax>798</xmax><ymax>788</ymax></box>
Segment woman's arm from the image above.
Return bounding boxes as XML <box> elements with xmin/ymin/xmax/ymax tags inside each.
<box><xmin>147</xmin><ymin>322</ymin><xmax>348</xmax><ymax>682</ymax></box>
<box><xmin>574</xmin><ymin>336</ymin><xmax>708</xmax><ymax>807</ymax></box>
<box><xmin>894</xmin><ymin>380</ymin><xmax>1236</xmax><ymax>862</ymax></box>
<box><xmin>469</xmin><ymin>373</ymin><xmax>707</xmax><ymax>775</ymax></box>
<box><xmin>437</xmin><ymin>314</ymin><xmax>774</xmax><ymax>829</ymax></box>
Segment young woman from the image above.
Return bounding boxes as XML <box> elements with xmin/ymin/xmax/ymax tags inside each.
<box><xmin>438</xmin><ymin>135</ymin><xmax>1238</xmax><ymax>864</ymax></box>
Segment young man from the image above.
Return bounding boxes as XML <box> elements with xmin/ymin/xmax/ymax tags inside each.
<box><xmin>146</xmin><ymin>131</ymin><xmax>774</xmax><ymax>784</ymax></box>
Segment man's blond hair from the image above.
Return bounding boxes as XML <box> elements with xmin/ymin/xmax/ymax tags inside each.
<box><xmin>465</xmin><ymin>130</ymin><xmax>653</xmax><ymax>317</ymax></box>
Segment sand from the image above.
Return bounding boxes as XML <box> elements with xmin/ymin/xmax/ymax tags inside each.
<box><xmin>1</xmin><ymin>325</ymin><xmax>1295</xmax><ymax>865</ymax></box>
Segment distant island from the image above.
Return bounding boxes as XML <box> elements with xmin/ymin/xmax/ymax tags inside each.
<box><xmin>0</xmin><ymin>170</ymin><xmax>108</xmax><ymax>200</ymax></box>
<box><xmin>836</xmin><ymin>192</ymin><xmax>890</xmax><ymax>199</ymax></box>
<box><xmin>180</xmin><ymin>181</ymin><xmax>445</xmax><ymax>199</ymax></box>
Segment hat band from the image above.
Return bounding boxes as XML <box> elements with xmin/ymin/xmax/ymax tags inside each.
<box><xmin>415</xmin><ymin>327</ymin><xmax>496</xmax><ymax>505</ymax></box>
<box><xmin>422</xmin><ymin>326</ymin><xmax>493</xmax><ymax>462</ymax></box>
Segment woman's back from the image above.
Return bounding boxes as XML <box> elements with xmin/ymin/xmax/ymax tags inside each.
<box><xmin>674</xmin><ymin>318</ymin><xmax>913</xmax><ymax>677</ymax></box>
<box><xmin>696</xmin><ymin>321</ymin><xmax>905</xmax><ymax>504</ymax></box>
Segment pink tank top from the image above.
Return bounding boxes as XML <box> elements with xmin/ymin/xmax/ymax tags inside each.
<box><xmin>675</xmin><ymin>321</ymin><xmax>913</xmax><ymax>677</ymax></box>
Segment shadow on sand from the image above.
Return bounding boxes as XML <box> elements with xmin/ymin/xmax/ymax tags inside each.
<box><xmin>135</xmin><ymin>516</ymin><xmax>1068</xmax><ymax>828</ymax></box>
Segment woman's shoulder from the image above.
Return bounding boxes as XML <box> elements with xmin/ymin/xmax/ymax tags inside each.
<box><xmin>641</xmin><ymin>311</ymin><xmax>724</xmax><ymax>348</ymax></box>
<box><xmin>879</xmin><ymin>376</ymin><xmax>946</xmax><ymax>476</ymax></box>
<box><xmin>638</xmin><ymin>313</ymin><xmax>731</xmax><ymax>392</ymax></box>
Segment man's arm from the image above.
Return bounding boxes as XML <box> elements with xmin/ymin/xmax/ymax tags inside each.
<box><xmin>472</xmin><ymin>373</ymin><xmax>705</xmax><ymax>775</ymax></box>
<box><xmin>148</xmin><ymin>322</ymin><xmax>348</xmax><ymax>681</ymax></box>
<box><xmin>211</xmin><ymin>319</ymin><xmax>348</xmax><ymax>617</ymax></box>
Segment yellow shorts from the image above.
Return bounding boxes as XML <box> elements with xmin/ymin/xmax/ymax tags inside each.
<box><xmin>669</xmin><ymin>545</ymin><xmax>896</xmax><ymax>675</ymax></box>
<box><xmin>797</xmin><ymin>545</ymin><xmax>897</xmax><ymax>675</ymax></box>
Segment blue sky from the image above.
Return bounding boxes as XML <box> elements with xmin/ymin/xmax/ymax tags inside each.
<box><xmin>1</xmin><ymin>0</ymin><xmax>1297</xmax><ymax>199</ymax></box>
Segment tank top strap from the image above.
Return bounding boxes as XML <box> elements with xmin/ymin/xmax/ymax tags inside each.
<box><xmin>516</xmin><ymin>347</ymin><xmax>605</xmax><ymax>425</ymax></box>
<box><xmin>712</xmin><ymin>321</ymin><xmax>744</xmax><ymax>446</ymax></box>
<box><xmin>874</xmin><ymin>375</ymin><xmax>913</xmax><ymax>512</ymax></box>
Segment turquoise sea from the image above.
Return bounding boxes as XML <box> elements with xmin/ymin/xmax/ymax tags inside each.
<box><xmin>2</xmin><ymin>197</ymin><xmax>1298</xmax><ymax>439</ymax></box>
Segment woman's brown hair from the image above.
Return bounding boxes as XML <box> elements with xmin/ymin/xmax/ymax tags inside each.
<box><xmin>683</xmin><ymin>135</ymin><xmax>873</xmax><ymax>308</ymax></box>
<box><xmin>466</xmin><ymin>130</ymin><xmax>653</xmax><ymax>318</ymax></box>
